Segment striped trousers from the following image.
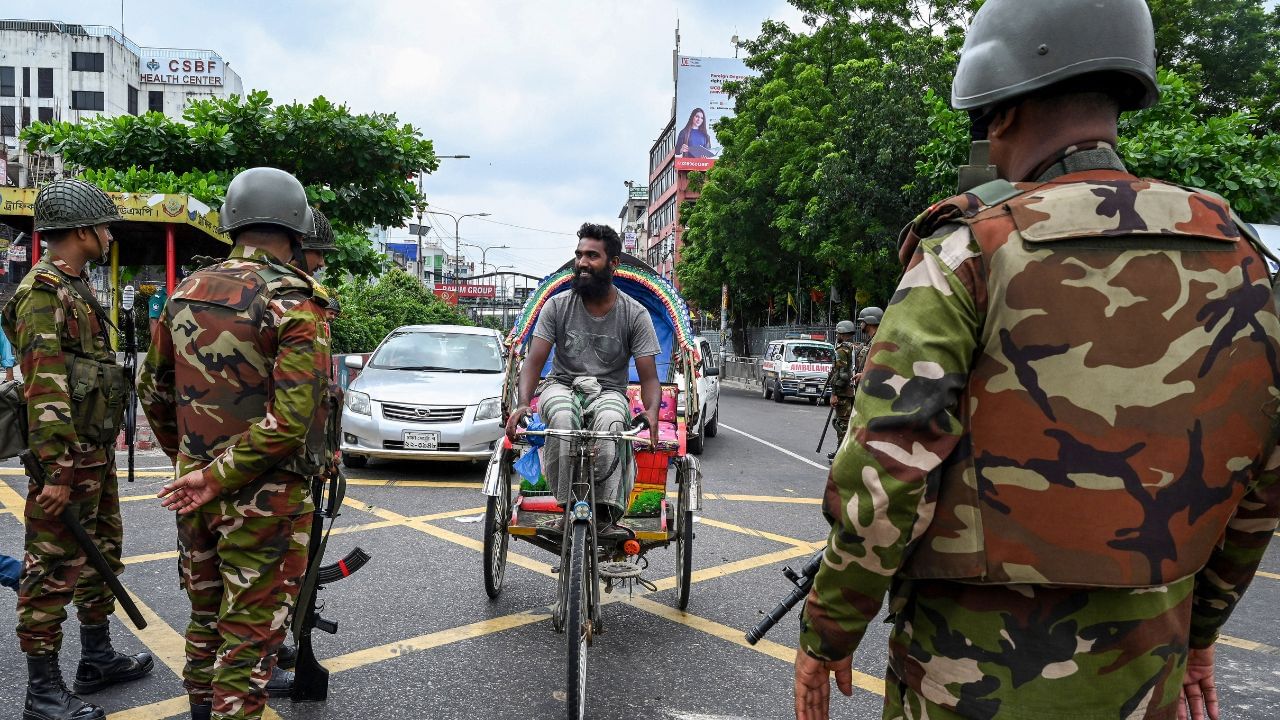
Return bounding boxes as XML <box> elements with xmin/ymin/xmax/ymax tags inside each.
<box><xmin>538</xmin><ymin>380</ymin><xmax>632</xmax><ymax>519</ymax></box>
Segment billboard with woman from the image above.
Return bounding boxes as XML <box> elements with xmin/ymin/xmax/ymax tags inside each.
<box><xmin>674</xmin><ymin>56</ymin><xmax>758</xmax><ymax>170</ymax></box>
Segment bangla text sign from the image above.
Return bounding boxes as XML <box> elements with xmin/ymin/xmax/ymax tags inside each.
<box><xmin>140</xmin><ymin>52</ymin><xmax>225</xmax><ymax>86</ymax></box>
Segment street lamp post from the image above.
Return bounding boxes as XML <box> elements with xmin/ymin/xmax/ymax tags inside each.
<box><xmin>416</xmin><ymin>154</ymin><xmax>471</xmax><ymax>285</ymax></box>
<box><xmin>430</xmin><ymin>211</ymin><xmax>492</xmax><ymax>286</ymax></box>
<box><xmin>458</xmin><ymin>242</ymin><xmax>510</xmax><ymax>279</ymax></box>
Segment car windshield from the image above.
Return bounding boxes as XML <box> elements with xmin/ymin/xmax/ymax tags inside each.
<box><xmin>785</xmin><ymin>344</ymin><xmax>833</xmax><ymax>363</ymax></box>
<box><xmin>369</xmin><ymin>331</ymin><xmax>503</xmax><ymax>372</ymax></box>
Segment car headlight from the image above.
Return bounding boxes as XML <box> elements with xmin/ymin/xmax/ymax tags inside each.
<box><xmin>781</xmin><ymin>371</ymin><xmax>796</xmax><ymax>380</ymax></box>
<box><xmin>345</xmin><ymin>390</ymin><xmax>371</xmax><ymax>416</ymax></box>
<box><xmin>475</xmin><ymin>397</ymin><xmax>501</xmax><ymax>421</ymax></box>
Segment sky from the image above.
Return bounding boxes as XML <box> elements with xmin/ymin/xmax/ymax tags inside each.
<box><xmin>6</xmin><ymin>1</ymin><xmax>805</xmax><ymax>278</ymax></box>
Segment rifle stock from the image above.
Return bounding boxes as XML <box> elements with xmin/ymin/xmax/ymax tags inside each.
<box><xmin>19</xmin><ymin>451</ymin><xmax>147</xmax><ymax>630</ymax></box>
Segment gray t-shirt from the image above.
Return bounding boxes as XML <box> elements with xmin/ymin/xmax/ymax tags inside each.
<box><xmin>533</xmin><ymin>290</ymin><xmax>661</xmax><ymax>392</ymax></box>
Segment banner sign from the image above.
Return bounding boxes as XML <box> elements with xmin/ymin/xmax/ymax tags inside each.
<box><xmin>140</xmin><ymin>51</ymin><xmax>225</xmax><ymax>86</ymax></box>
<box><xmin>434</xmin><ymin>283</ymin><xmax>496</xmax><ymax>299</ymax></box>
<box><xmin>623</xmin><ymin>231</ymin><xmax>638</xmax><ymax>252</ymax></box>
<box><xmin>674</xmin><ymin>56</ymin><xmax>758</xmax><ymax>171</ymax></box>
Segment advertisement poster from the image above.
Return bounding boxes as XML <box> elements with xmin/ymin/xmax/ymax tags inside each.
<box><xmin>674</xmin><ymin>56</ymin><xmax>758</xmax><ymax>171</ymax></box>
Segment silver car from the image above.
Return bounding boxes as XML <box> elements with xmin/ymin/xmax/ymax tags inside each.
<box><xmin>339</xmin><ymin>325</ymin><xmax>505</xmax><ymax>467</ymax></box>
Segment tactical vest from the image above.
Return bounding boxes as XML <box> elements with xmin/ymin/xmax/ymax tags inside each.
<box><xmin>899</xmin><ymin>171</ymin><xmax>1280</xmax><ymax>588</ymax></box>
<box><xmin>169</xmin><ymin>260</ymin><xmax>332</xmax><ymax>478</ymax></box>
<box><xmin>832</xmin><ymin>342</ymin><xmax>857</xmax><ymax>397</ymax></box>
<box><xmin>12</xmin><ymin>261</ymin><xmax>127</xmax><ymax>447</ymax></box>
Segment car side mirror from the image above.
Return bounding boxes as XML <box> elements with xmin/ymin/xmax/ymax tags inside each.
<box><xmin>344</xmin><ymin>355</ymin><xmax>364</xmax><ymax>370</ymax></box>
<box><xmin>704</xmin><ymin>366</ymin><xmax>720</xmax><ymax>377</ymax></box>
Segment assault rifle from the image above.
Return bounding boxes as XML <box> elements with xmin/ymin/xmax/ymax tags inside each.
<box><xmin>745</xmin><ymin>550</ymin><xmax>822</xmax><ymax>645</ymax></box>
<box><xmin>20</xmin><ymin>450</ymin><xmax>147</xmax><ymax>629</ymax></box>
<box><xmin>119</xmin><ymin>286</ymin><xmax>138</xmax><ymax>483</ymax></box>
<box><xmin>290</xmin><ymin>465</ymin><xmax>370</xmax><ymax>703</ymax></box>
<box><xmin>814</xmin><ymin>374</ymin><xmax>834</xmax><ymax>453</ymax></box>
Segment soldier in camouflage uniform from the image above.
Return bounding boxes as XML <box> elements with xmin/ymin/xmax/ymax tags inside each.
<box><xmin>4</xmin><ymin>179</ymin><xmax>155</xmax><ymax>720</ymax></box>
<box><xmin>139</xmin><ymin>167</ymin><xmax>332</xmax><ymax>720</ymax></box>
<box><xmin>794</xmin><ymin>2</ymin><xmax>1280</xmax><ymax>719</ymax></box>
<box><xmin>825</xmin><ymin>320</ymin><xmax>857</xmax><ymax>461</ymax></box>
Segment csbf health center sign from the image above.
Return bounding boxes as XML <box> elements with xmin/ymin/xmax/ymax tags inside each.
<box><xmin>674</xmin><ymin>56</ymin><xmax>758</xmax><ymax>171</ymax></box>
<box><xmin>140</xmin><ymin>51</ymin><xmax>225</xmax><ymax>86</ymax></box>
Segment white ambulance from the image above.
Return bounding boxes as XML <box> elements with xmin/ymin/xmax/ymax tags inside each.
<box><xmin>760</xmin><ymin>338</ymin><xmax>835</xmax><ymax>404</ymax></box>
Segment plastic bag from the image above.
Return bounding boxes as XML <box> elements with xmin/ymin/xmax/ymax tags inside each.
<box><xmin>513</xmin><ymin>413</ymin><xmax>546</xmax><ymax>483</ymax></box>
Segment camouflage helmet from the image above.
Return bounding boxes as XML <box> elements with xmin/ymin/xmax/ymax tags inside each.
<box><xmin>303</xmin><ymin>207</ymin><xmax>338</xmax><ymax>251</ymax></box>
<box><xmin>217</xmin><ymin>167</ymin><xmax>314</xmax><ymax>236</ymax></box>
<box><xmin>952</xmin><ymin>0</ymin><xmax>1159</xmax><ymax>112</ymax></box>
<box><xmin>33</xmin><ymin>179</ymin><xmax>121</xmax><ymax>233</ymax></box>
<box><xmin>835</xmin><ymin>320</ymin><xmax>856</xmax><ymax>335</ymax></box>
<box><xmin>857</xmin><ymin>307</ymin><xmax>884</xmax><ymax>325</ymax></box>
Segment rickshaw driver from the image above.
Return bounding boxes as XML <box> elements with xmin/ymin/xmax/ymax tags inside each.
<box><xmin>505</xmin><ymin>223</ymin><xmax>662</xmax><ymax>540</ymax></box>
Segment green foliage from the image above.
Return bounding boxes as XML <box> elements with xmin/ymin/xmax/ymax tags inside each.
<box><xmin>1148</xmin><ymin>0</ymin><xmax>1280</xmax><ymax>131</ymax></box>
<box><xmin>913</xmin><ymin>69</ymin><xmax>1280</xmax><ymax>219</ymax></box>
<box><xmin>21</xmin><ymin>91</ymin><xmax>438</xmax><ymax>282</ymax></box>
<box><xmin>627</xmin><ymin>489</ymin><xmax>666</xmax><ymax>516</ymax></box>
<box><xmin>330</xmin><ymin>269</ymin><xmax>472</xmax><ymax>354</ymax></box>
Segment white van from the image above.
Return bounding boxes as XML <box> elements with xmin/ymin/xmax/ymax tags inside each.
<box><xmin>760</xmin><ymin>338</ymin><xmax>834</xmax><ymax>404</ymax></box>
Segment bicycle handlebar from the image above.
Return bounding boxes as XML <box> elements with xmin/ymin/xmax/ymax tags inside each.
<box><xmin>520</xmin><ymin>426</ymin><xmax>652</xmax><ymax>445</ymax></box>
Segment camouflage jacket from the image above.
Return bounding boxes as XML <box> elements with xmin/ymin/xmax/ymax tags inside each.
<box><xmin>2</xmin><ymin>257</ymin><xmax>117</xmax><ymax>482</ymax></box>
<box><xmin>801</xmin><ymin>145</ymin><xmax>1280</xmax><ymax>690</ymax></box>
<box><xmin>828</xmin><ymin>341</ymin><xmax>856</xmax><ymax>397</ymax></box>
<box><xmin>139</xmin><ymin>246</ymin><xmax>332</xmax><ymax>517</ymax></box>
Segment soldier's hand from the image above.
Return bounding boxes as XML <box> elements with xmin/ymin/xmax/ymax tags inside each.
<box><xmin>158</xmin><ymin>469</ymin><xmax>222</xmax><ymax>515</ymax></box>
<box><xmin>794</xmin><ymin>647</ymin><xmax>853</xmax><ymax>720</ymax></box>
<box><xmin>1179</xmin><ymin>645</ymin><xmax>1218</xmax><ymax>720</ymax></box>
<box><xmin>35</xmin><ymin>483</ymin><xmax>72</xmax><ymax>517</ymax></box>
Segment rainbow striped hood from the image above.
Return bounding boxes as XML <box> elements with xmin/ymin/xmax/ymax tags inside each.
<box><xmin>507</xmin><ymin>263</ymin><xmax>699</xmax><ymax>365</ymax></box>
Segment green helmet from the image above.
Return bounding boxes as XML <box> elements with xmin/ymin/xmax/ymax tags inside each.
<box><xmin>835</xmin><ymin>320</ymin><xmax>856</xmax><ymax>335</ymax></box>
<box><xmin>857</xmin><ymin>307</ymin><xmax>884</xmax><ymax>325</ymax></box>
<box><xmin>33</xmin><ymin>179</ymin><xmax>121</xmax><ymax>233</ymax></box>
<box><xmin>218</xmin><ymin>167</ymin><xmax>314</xmax><ymax>236</ymax></box>
<box><xmin>952</xmin><ymin>0</ymin><xmax>1158</xmax><ymax>113</ymax></box>
<box><xmin>303</xmin><ymin>207</ymin><xmax>337</xmax><ymax>251</ymax></box>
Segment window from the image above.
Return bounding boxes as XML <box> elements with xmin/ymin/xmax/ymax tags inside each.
<box><xmin>71</xmin><ymin>91</ymin><xmax>104</xmax><ymax>111</ymax></box>
<box><xmin>37</xmin><ymin>68</ymin><xmax>52</xmax><ymax>98</ymax></box>
<box><xmin>21</xmin><ymin>106</ymin><xmax>30</xmax><ymax>128</ymax></box>
<box><xmin>0</xmin><ymin>67</ymin><xmax>13</xmax><ymax>97</ymax></box>
<box><xmin>21</xmin><ymin>68</ymin><xmax>29</xmax><ymax>97</ymax></box>
<box><xmin>71</xmin><ymin>52</ymin><xmax>105</xmax><ymax>72</ymax></box>
<box><xmin>148</xmin><ymin>90</ymin><xmax>163</xmax><ymax>113</ymax></box>
<box><xmin>127</xmin><ymin>85</ymin><xmax>138</xmax><ymax>115</ymax></box>
<box><xmin>0</xmin><ymin>107</ymin><xmax>14</xmax><ymax>137</ymax></box>
<box><xmin>38</xmin><ymin>107</ymin><xmax>53</xmax><ymax>124</ymax></box>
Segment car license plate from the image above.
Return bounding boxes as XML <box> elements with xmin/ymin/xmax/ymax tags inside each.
<box><xmin>404</xmin><ymin>431</ymin><xmax>439</xmax><ymax>450</ymax></box>
<box><xmin>805</xmin><ymin>384</ymin><xmax>818</xmax><ymax>394</ymax></box>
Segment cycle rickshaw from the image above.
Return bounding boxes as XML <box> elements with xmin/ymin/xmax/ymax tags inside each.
<box><xmin>480</xmin><ymin>254</ymin><xmax>705</xmax><ymax>719</ymax></box>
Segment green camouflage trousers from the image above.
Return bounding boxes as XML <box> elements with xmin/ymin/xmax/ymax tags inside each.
<box><xmin>880</xmin><ymin>579</ymin><xmax>1191</xmax><ymax>720</ymax></box>
<box><xmin>177</xmin><ymin>510</ymin><xmax>311</xmax><ymax>720</ymax></box>
<box><xmin>831</xmin><ymin>397</ymin><xmax>854</xmax><ymax>448</ymax></box>
<box><xmin>16</xmin><ymin>462</ymin><xmax>123</xmax><ymax>655</ymax></box>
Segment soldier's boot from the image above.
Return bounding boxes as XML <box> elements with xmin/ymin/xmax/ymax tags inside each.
<box><xmin>189</xmin><ymin>703</ymin><xmax>211</xmax><ymax>720</ymax></box>
<box><xmin>275</xmin><ymin>643</ymin><xmax>297</xmax><ymax>670</ymax></box>
<box><xmin>72</xmin><ymin>623</ymin><xmax>155</xmax><ymax>694</ymax></box>
<box><xmin>265</xmin><ymin>666</ymin><xmax>294</xmax><ymax>695</ymax></box>
<box><xmin>24</xmin><ymin>653</ymin><xmax>105</xmax><ymax>720</ymax></box>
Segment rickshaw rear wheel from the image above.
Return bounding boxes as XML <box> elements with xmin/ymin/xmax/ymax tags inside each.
<box><xmin>675</xmin><ymin>475</ymin><xmax>694</xmax><ymax>610</ymax></box>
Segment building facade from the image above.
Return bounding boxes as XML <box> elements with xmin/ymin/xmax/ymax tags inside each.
<box><xmin>0</xmin><ymin>19</ymin><xmax>244</xmax><ymax>186</ymax></box>
<box><xmin>619</xmin><ymin>182</ymin><xmax>649</xmax><ymax>259</ymax></box>
<box><xmin>645</xmin><ymin>117</ymin><xmax>699</xmax><ymax>286</ymax></box>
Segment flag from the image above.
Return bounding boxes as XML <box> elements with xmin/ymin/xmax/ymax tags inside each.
<box><xmin>787</xmin><ymin>293</ymin><xmax>797</xmax><ymax>310</ymax></box>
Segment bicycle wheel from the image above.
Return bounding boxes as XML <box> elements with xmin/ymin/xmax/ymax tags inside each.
<box><xmin>482</xmin><ymin>458</ymin><xmax>512</xmax><ymax>599</ymax></box>
<box><xmin>675</xmin><ymin>471</ymin><xmax>694</xmax><ymax>610</ymax></box>
<box><xmin>565</xmin><ymin>520</ymin><xmax>589</xmax><ymax>720</ymax></box>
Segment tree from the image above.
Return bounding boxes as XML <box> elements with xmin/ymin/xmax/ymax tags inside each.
<box><xmin>1148</xmin><ymin>0</ymin><xmax>1280</xmax><ymax>130</ymax></box>
<box><xmin>678</xmin><ymin>1</ymin><xmax>974</xmax><ymax>331</ymax></box>
<box><xmin>330</xmin><ymin>269</ymin><xmax>472</xmax><ymax>354</ymax></box>
<box><xmin>21</xmin><ymin>91</ymin><xmax>439</xmax><ymax>282</ymax></box>
<box><xmin>913</xmin><ymin>69</ymin><xmax>1280</xmax><ymax>220</ymax></box>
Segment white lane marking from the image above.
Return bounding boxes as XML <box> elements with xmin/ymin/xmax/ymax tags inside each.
<box><xmin>720</xmin><ymin>423</ymin><xmax>828</xmax><ymax>472</ymax></box>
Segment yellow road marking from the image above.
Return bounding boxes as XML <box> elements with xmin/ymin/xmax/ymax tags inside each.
<box><xmin>124</xmin><ymin>550</ymin><xmax>178</xmax><ymax>566</ymax></box>
<box><xmin>0</xmin><ymin>478</ymin><xmax>27</xmax><ymax>513</ymax></box>
<box><xmin>717</xmin><ymin>493</ymin><xmax>822</xmax><ymax>505</ymax></box>
<box><xmin>625</xmin><ymin>596</ymin><xmax>886</xmax><ymax>696</ymax></box>
<box><xmin>1219</xmin><ymin>634</ymin><xmax>1280</xmax><ymax>655</ymax></box>
<box><xmin>0</xmin><ymin>468</ymin><xmax>175</xmax><ymax>477</ymax></box>
<box><xmin>1257</xmin><ymin>570</ymin><xmax>1280</xmax><ymax>581</ymax></box>
<box><xmin>345</xmin><ymin>477</ymin><xmax>485</xmax><ymax>489</ymax></box>
<box><xmin>696</xmin><ymin>517</ymin><xmax>818</xmax><ymax>548</ymax></box>
<box><xmin>107</xmin><ymin>697</ymin><xmax>192</xmax><ymax>720</ymax></box>
<box><xmin>324</xmin><ymin>607</ymin><xmax>553</xmax><ymax>673</ymax></box>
